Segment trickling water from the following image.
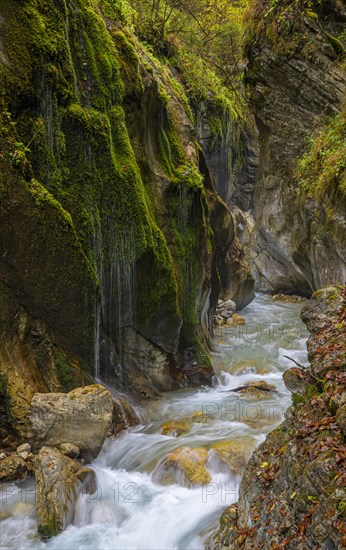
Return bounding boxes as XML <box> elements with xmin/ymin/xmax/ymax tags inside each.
<box><xmin>92</xmin><ymin>208</ymin><xmax>137</xmax><ymax>387</ymax></box>
<box><xmin>0</xmin><ymin>295</ymin><xmax>308</xmax><ymax>550</ymax></box>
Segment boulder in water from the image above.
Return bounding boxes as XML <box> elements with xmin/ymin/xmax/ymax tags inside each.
<box><xmin>34</xmin><ymin>446</ymin><xmax>97</xmax><ymax>539</ymax></box>
<box><xmin>229</xmin><ymin>379</ymin><xmax>278</xmax><ymax>400</ymax></box>
<box><xmin>27</xmin><ymin>384</ymin><xmax>113</xmax><ymax>460</ymax></box>
<box><xmin>272</xmin><ymin>294</ymin><xmax>307</xmax><ymax>303</ymax></box>
<box><xmin>191</xmin><ymin>411</ymin><xmax>209</xmax><ymax>423</ymax></box>
<box><xmin>209</xmin><ymin>440</ymin><xmax>255</xmax><ymax>475</ymax></box>
<box><xmin>152</xmin><ymin>447</ymin><xmax>211</xmax><ymax>487</ymax></box>
<box><xmin>226</xmin><ymin>313</ymin><xmax>246</xmax><ymax>327</ymax></box>
<box><xmin>245</xmin><ymin>380</ymin><xmax>277</xmax><ymax>391</ymax></box>
<box><xmin>160</xmin><ymin>420</ymin><xmax>190</xmax><ymax>437</ymax></box>
<box><xmin>239</xmin><ymin>387</ymin><xmax>273</xmax><ymax>401</ymax></box>
<box><xmin>230</xmin><ymin>360</ymin><xmax>279</xmax><ymax>376</ymax></box>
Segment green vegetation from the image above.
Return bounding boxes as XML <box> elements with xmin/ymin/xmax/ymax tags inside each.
<box><xmin>2</xmin><ymin>0</ymin><xmax>232</xmax><ymax>370</ymax></box>
<box><xmin>129</xmin><ymin>0</ymin><xmax>247</xmax><ymax>115</ymax></box>
<box><xmin>298</xmin><ymin>108</ymin><xmax>346</xmax><ymax>204</ymax></box>
<box><xmin>53</xmin><ymin>348</ymin><xmax>93</xmax><ymax>391</ymax></box>
<box><xmin>244</xmin><ymin>0</ymin><xmax>346</xmax><ymax>57</ymax></box>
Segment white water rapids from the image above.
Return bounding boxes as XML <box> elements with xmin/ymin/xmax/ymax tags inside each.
<box><xmin>0</xmin><ymin>295</ymin><xmax>309</xmax><ymax>550</ymax></box>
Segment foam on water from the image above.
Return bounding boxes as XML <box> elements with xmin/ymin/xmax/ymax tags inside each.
<box><xmin>0</xmin><ymin>295</ymin><xmax>308</xmax><ymax>550</ymax></box>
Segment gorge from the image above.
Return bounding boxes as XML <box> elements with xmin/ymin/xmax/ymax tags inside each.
<box><xmin>0</xmin><ymin>0</ymin><xmax>345</xmax><ymax>548</ymax></box>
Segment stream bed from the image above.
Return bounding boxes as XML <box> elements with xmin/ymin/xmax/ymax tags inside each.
<box><xmin>0</xmin><ymin>295</ymin><xmax>309</xmax><ymax>550</ymax></box>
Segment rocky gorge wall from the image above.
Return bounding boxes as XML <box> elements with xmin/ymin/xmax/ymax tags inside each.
<box><xmin>244</xmin><ymin>0</ymin><xmax>346</xmax><ymax>295</ymax></box>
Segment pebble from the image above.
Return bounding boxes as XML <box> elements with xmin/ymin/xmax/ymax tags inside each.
<box><xmin>17</xmin><ymin>443</ymin><xmax>31</xmax><ymax>454</ymax></box>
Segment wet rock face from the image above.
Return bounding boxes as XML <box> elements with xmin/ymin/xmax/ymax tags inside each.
<box><xmin>196</xmin><ymin>105</ymin><xmax>256</xmax><ymax>311</ymax></box>
<box><xmin>109</xmin><ymin>394</ymin><xmax>141</xmax><ymax>436</ymax></box>
<box><xmin>34</xmin><ymin>446</ymin><xmax>97</xmax><ymax>539</ymax></box>
<box><xmin>196</xmin><ymin>104</ymin><xmax>259</xmax><ymax>213</ymax></box>
<box><xmin>27</xmin><ymin>385</ymin><xmax>113</xmax><ymax>461</ymax></box>
<box><xmin>246</xmin><ymin>2</ymin><xmax>346</xmax><ymax>294</ymax></box>
<box><xmin>211</xmin><ymin>285</ymin><xmax>346</xmax><ymax>549</ymax></box>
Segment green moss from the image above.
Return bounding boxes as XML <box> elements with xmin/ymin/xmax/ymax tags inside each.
<box><xmin>245</xmin><ymin>0</ymin><xmax>317</xmax><ymax>56</ymax></box>
<box><xmin>1</xmin><ymin>0</ymin><xmax>217</xmax><ymax>380</ymax></box>
<box><xmin>53</xmin><ymin>348</ymin><xmax>93</xmax><ymax>392</ymax></box>
<box><xmin>112</xmin><ymin>31</ymin><xmax>144</xmax><ymax>98</ymax></box>
<box><xmin>297</xmin><ymin>109</ymin><xmax>346</xmax><ymax>207</ymax></box>
<box><xmin>26</xmin><ymin>178</ymin><xmax>71</xmax><ymax>219</ymax></box>
<box><xmin>174</xmin><ymin>50</ymin><xmax>243</xmax><ymax>119</ymax></box>
<box><xmin>306</xmin><ymin>11</ymin><xmax>318</xmax><ymax>20</ymax></box>
<box><xmin>292</xmin><ymin>393</ymin><xmax>304</xmax><ymax>406</ymax></box>
<box><xmin>38</xmin><ymin>524</ymin><xmax>59</xmax><ymax>541</ymax></box>
<box><xmin>326</xmin><ymin>34</ymin><xmax>345</xmax><ymax>56</ymax></box>
<box><xmin>305</xmin><ymin>383</ymin><xmax>320</xmax><ymax>400</ymax></box>
<box><xmin>98</xmin><ymin>0</ymin><xmax>128</xmax><ymax>21</ymax></box>
<box><xmin>338</xmin><ymin>500</ymin><xmax>346</xmax><ymax>514</ymax></box>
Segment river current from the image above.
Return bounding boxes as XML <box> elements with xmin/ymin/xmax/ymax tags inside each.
<box><xmin>0</xmin><ymin>295</ymin><xmax>309</xmax><ymax>550</ymax></box>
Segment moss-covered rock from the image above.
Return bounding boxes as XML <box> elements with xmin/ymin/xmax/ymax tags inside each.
<box><xmin>0</xmin><ymin>0</ymin><xmax>241</xmax><ymax>401</ymax></box>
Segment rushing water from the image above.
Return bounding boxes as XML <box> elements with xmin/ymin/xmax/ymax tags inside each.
<box><xmin>0</xmin><ymin>295</ymin><xmax>308</xmax><ymax>550</ymax></box>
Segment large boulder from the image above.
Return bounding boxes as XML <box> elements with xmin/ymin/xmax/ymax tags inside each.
<box><xmin>34</xmin><ymin>446</ymin><xmax>96</xmax><ymax>539</ymax></box>
<box><xmin>27</xmin><ymin>385</ymin><xmax>113</xmax><ymax>461</ymax></box>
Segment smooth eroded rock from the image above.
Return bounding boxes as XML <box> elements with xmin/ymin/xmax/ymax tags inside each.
<box><xmin>27</xmin><ymin>385</ymin><xmax>113</xmax><ymax>460</ymax></box>
<box><xmin>16</xmin><ymin>443</ymin><xmax>31</xmax><ymax>454</ymax></box>
<box><xmin>230</xmin><ymin>360</ymin><xmax>279</xmax><ymax>376</ymax></box>
<box><xmin>59</xmin><ymin>443</ymin><xmax>80</xmax><ymax>459</ymax></box>
<box><xmin>34</xmin><ymin>446</ymin><xmax>97</xmax><ymax>539</ymax></box>
<box><xmin>109</xmin><ymin>394</ymin><xmax>141</xmax><ymax>436</ymax></box>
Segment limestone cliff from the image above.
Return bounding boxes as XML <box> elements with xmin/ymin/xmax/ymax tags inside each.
<box><xmin>245</xmin><ymin>0</ymin><xmax>346</xmax><ymax>294</ymax></box>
